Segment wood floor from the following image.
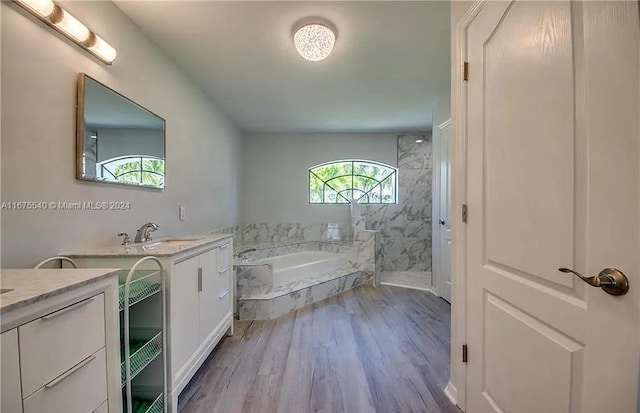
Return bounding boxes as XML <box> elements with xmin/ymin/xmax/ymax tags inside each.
<box><xmin>180</xmin><ymin>285</ymin><xmax>459</xmax><ymax>413</ymax></box>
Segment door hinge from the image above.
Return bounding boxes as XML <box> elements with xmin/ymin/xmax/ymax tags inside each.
<box><xmin>462</xmin><ymin>204</ymin><xmax>468</xmax><ymax>223</ymax></box>
<box><xmin>463</xmin><ymin>62</ymin><xmax>469</xmax><ymax>81</ymax></box>
<box><xmin>462</xmin><ymin>344</ymin><xmax>468</xmax><ymax>363</ymax></box>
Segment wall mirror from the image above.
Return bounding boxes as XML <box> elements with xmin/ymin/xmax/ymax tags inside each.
<box><xmin>76</xmin><ymin>73</ymin><xmax>166</xmax><ymax>189</ymax></box>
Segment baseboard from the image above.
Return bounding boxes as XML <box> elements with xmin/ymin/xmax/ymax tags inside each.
<box><xmin>379</xmin><ymin>281</ymin><xmax>434</xmax><ymax>293</ymax></box>
<box><xmin>445</xmin><ymin>381</ymin><xmax>458</xmax><ymax>406</ymax></box>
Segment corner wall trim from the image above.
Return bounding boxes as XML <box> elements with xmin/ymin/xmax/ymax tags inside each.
<box><xmin>445</xmin><ymin>381</ymin><xmax>458</xmax><ymax>406</ymax></box>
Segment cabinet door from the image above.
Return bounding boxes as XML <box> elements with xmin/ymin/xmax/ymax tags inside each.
<box><xmin>198</xmin><ymin>249</ymin><xmax>218</xmax><ymax>343</ymax></box>
<box><xmin>1</xmin><ymin>329</ymin><xmax>23</xmax><ymax>413</ymax></box>
<box><xmin>171</xmin><ymin>256</ymin><xmax>200</xmax><ymax>377</ymax></box>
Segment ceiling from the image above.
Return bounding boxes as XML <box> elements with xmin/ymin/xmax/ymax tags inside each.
<box><xmin>115</xmin><ymin>1</ymin><xmax>450</xmax><ymax>133</ymax></box>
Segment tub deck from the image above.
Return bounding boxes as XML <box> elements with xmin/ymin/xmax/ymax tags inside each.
<box><xmin>235</xmin><ymin>251</ymin><xmax>373</xmax><ymax>320</ymax></box>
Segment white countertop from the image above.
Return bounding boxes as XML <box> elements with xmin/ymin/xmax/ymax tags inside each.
<box><xmin>0</xmin><ymin>268</ymin><xmax>120</xmax><ymax>314</ymax></box>
<box><xmin>63</xmin><ymin>233</ymin><xmax>233</xmax><ymax>258</ymax></box>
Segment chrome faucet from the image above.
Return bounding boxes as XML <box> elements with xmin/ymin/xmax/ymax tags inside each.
<box><xmin>118</xmin><ymin>232</ymin><xmax>132</xmax><ymax>246</ymax></box>
<box><xmin>134</xmin><ymin>223</ymin><xmax>159</xmax><ymax>243</ymax></box>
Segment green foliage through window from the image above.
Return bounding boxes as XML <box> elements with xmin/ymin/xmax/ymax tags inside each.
<box><xmin>309</xmin><ymin>160</ymin><xmax>397</xmax><ymax>204</ymax></box>
<box><xmin>97</xmin><ymin>156</ymin><xmax>165</xmax><ymax>188</ymax></box>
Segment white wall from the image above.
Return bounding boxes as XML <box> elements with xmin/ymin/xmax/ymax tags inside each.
<box><xmin>1</xmin><ymin>1</ymin><xmax>242</xmax><ymax>267</ymax></box>
<box><xmin>240</xmin><ymin>132</ymin><xmax>397</xmax><ymax>226</ymax></box>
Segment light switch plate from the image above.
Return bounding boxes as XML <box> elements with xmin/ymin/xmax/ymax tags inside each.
<box><xmin>179</xmin><ymin>206</ymin><xmax>186</xmax><ymax>221</ymax></box>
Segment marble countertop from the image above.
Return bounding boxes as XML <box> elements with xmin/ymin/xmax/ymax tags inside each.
<box><xmin>0</xmin><ymin>268</ymin><xmax>120</xmax><ymax>314</ymax></box>
<box><xmin>63</xmin><ymin>233</ymin><xmax>233</xmax><ymax>258</ymax></box>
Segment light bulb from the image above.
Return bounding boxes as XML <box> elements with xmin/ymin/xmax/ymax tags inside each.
<box><xmin>52</xmin><ymin>7</ymin><xmax>90</xmax><ymax>43</ymax></box>
<box><xmin>15</xmin><ymin>0</ymin><xmax>54</xmax><ymax>18</ymax></box>
<box><xmin>88</xmin><ymin>34</ymin><xmax>117</xmax><ymax>64</ymax></box>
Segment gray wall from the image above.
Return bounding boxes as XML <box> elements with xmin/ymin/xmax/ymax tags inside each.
<box><xmin>1</xmin><ymin>1</ymin><xmax>241</xmax><ymax>267</ymax></box>
<box><xmin>240</xmin><ymin>132</ymin><xmax>398</xmax><ymax>226</ymax></box>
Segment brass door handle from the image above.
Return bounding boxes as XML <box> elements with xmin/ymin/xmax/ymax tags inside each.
<box><xmin>558</xmin><ymin>268</ymin><xmax>629</xmax><ymax>296</ymax></box>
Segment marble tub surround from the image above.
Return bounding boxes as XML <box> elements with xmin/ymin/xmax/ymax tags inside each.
<box><xmin>237</xmin><ymin>236</ymin><xmax>375</xmax><ymax>275</ymax></box>
<box><xmin>234</xmin><ymin>235</ymin><xmax>375</xmax><ymax>320</ymax></box>
<box><xmin>238</xmin><ymin>260</ymin><xmax>360</xmax><ymax>301</ymax></box>
<box><xmin>236</xmin><ymin>240</ymin><xmax>352</xmax><ymax>261</ymax></box>
<box><xmin>235</xmin><ymin>247</ymin><xmax>360</xmax><ymax>299</ymax></box>
<box><xmin>236</xmin><ymin>264</ymin><xmax>273</xmax><ymax>298</ymax></box>
<box><xmin>361</xmin><ymin>134</ymin><xmax>433</xmax><ymax>274</ymax></box>
<box><xmin>234</xmin><ymin>216</ymin><xmax>377</xmax><ymax>320</ymax></box>
<box><xmin>0</xmin><ymin>268</ymin><xmax>120</xmax><ymax>313</ymax></box>
<box><xmin>240</xmin><ymin>222</ymin><xmax>352</xmax><ymax>244</ymax></box>
<box><xmin>238</xmin><ymin>270</ymin><xmax>373</xmax><ymax>320</ymax></box>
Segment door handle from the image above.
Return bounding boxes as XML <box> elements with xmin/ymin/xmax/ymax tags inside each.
<box><xmin>439</xmin><ymin>219</ymin><xmax>446</xmax><ymax>226</ymax></box>
<box><xmin>558</xmin><ymin>267</ymin><xmax>629</xmax><ymax>296</ymax></box>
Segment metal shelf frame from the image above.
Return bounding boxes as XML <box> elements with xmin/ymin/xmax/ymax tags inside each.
<box><xmin>122</xmin><ymin>256</ymin><xmax>167</xmax><ymax>413</ymax></box>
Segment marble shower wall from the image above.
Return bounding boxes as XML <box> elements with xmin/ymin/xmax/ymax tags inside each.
<box><xmin>361</xmin><ymin>135</ymin><xmax>432</xmax><ymax>272</ymax></box>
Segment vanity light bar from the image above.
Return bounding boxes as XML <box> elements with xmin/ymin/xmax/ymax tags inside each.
<box><xmin>13</xmin><ymin>0</ymin><xmax>117</xmax><ymax>64</ymax></box>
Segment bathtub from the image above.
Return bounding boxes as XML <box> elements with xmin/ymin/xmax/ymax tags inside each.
<box><xmin>235</xmin><ymin>248</ymin><xmax>373</xmax><ymax>320</ymax></box>
<box><xmin>259</xmin><ymin>251</ymin><xmax>349</xmax><ymax>287</ymax></box>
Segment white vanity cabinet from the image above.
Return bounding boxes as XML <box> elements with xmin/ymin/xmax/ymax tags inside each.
<box><xmin>0</xmin><ymin>269</ymin><xmax>121</xmax><ymax>413</ymax></box>
<box><xmin>1</xmin><ymin>329</ymin><xmax>22</xmax><ymax>413</ymax></box>
<box><xmin>70</xmin><ymin>235</ymin><xmax>234</xmax><ymax>413</ymax></box>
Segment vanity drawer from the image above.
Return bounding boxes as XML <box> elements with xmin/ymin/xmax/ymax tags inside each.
<box><xmin>216</xmin><ymin>287</ymin><xmax>231</xmax><ymax>322</ymax></box>
<box><xmin>23</xmin><ymin>347</ymin><xmax>107</xmax><ymax>413</ymax></box>
<box><xmin>217</xmin><ymin>242</ymin><xmax>231</xmax><ymax>274</ymax></box>
<box><xmin>217</xmin><ymin>263</ymin><xmax>230</xmax><ymax>294</ymax></box>
<box><xmin>19</xmin><ymin>294</ymin><xmax>105</xmax><ymax>397</ymax></box>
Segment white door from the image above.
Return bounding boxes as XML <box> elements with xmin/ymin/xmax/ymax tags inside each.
<box><xmin>465</xmin><ymin>1</ymin><xmax>639</xmax><ymax>412</ymax></box>
<box><xmin>436</xmin><ymin>120</ymin><xmax>453</xmax><ymax>302</ymax></box>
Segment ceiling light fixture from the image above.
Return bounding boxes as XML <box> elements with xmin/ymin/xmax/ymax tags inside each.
<box><xmin>293</xmin><ymin>20</ymin><xmax>336</xmax><ymax>62</ymax></box>
<box><xmin>13</xmin><ymin>0</ymin><xmax>117</xmax><ymax>64</ymax></box>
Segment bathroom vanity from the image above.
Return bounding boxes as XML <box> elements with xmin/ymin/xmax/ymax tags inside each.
<box><xmin>66</xmin><ymin>234</ymin><xmax>234</xmax><ymax>413</ymax></box>
<box><xmin>0</xmin><ymin>268</ymin><xmax>121</xmax><ymax>413</ymax></box>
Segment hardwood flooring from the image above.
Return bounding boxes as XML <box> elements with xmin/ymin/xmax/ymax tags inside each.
<box><xmin>180</xmin><ymin>285</ymin><xmax>459</xmax><ymax>413</ymax></box>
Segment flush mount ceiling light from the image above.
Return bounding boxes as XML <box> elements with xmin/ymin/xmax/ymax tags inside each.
<box><xmin>293</xmin><ymin>20</ymin><xmax>336</xmax><ymax>62</ymax></box>
<box><xmin>13</xmin><ymin>0</ymin><xmax>117</xmax><ymax>64</ymax></box>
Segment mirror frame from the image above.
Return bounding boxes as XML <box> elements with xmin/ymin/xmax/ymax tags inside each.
<box><xmin>76</xmin><ymin>73</ymin><xmax>167</xmax><ymax>189</ymax></box>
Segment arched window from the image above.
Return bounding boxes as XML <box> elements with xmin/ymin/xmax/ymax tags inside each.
<box><xmin>309</xmin><ymin>160</ymin><xmax>398</xmax><ymax>204</ymax></box>
<box><xmin>96</xmin><ymin>155</ymin><xmax>165</xmax><ymax>188</ymax></box>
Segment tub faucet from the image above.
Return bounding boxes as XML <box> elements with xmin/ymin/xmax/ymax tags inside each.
<box><xmin>236</xmin><ymin>248</ymin><xmax>256</xmax><ymax>260</ymax></box>
<box><xmin>135</xmin><ymin>222</ymin><xmax>159</xmax><ymax>243</ymax></box>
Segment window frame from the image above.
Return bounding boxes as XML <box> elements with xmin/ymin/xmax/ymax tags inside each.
<box><xmin>308</xmin><ymin>159</ymin><xmax>399</xmax><ymax>205</ymax></box>
<box><xmin>96</xmin><ymin>155</ymin><xmax>165</xmax><ymax>188</ymax></box>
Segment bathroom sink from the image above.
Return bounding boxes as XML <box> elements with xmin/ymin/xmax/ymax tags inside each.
<box><xmin>1</xmin><ymin>288</ymin><xmax>14</xmax><ymax>294</ymax></box>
